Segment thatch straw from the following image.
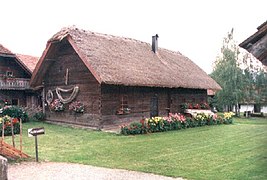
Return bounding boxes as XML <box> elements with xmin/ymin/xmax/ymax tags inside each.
<box><xmin>33</xmin><ymin>26</ymin><xmax>221</xmax><ymax>90</ymax></box>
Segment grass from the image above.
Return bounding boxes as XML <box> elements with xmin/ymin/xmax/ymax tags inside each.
<box><xmin>4</xmin><ymin>116</ymin><xmax>267</xmax><ymax>180</ymax></box>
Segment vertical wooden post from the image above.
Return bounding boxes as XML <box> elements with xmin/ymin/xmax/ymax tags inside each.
<box><xmin>35</xmin><ymin>135</ymin><xmax>39</xmax><ymax>162</ymax></box>
<box><xmin>1</xmin><ymin>119</ymin><xmax>4</xmax><ymax>152</ymax></box>
<box><xmin>2</xmin><ymin>119</ymin><xmax>4</xmax><ymax>141</ymax></box>
<box><xmin>42</xmin><ymin>82</ymin><xmax>45</xmax><ymax>114</ymax></box>
<box><xmin>20</xmin><ymin>118</ymin><xmax>22</xmax><ymax>153</ymax></box>
<box><xmin>65</xmin><ymin>68</ymin><xmax>69</xmax><ymax>85</ymax></box>
<box><xmin>11</xmin><ymin>119</ymin><xmax>15</xmax><ymax>147</ymax></box>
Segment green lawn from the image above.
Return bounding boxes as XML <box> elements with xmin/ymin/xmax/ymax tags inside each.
<box><xmin>5</xmin><ymin>117</ymin><xmax>267</xmax><ymax>180</ymax></box>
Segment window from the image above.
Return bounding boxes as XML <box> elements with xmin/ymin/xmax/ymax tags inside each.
<box><xmin>116</xmin><ymin>95</ymin><xmax>130</xmax><ymax>114</ymax></box>
<box><xmin>6</xmin><ymin>71</ymin><xmax>13</xmax><ymax>77</ymax></box>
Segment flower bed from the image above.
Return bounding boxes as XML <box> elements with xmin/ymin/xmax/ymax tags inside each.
<box><xmin>120</xmin><ymin>112</ymin><xmax>234</xmax><ymax>135</ymax></box>
<box><xmin>0</xmin><ymin>105</ymin><xmax>28</xmax><ymax>122</ymax></box>
<box><xmin>0</xmin><ymin>115</ymin><xmax>20</xmax><ymax>136</ymax></box>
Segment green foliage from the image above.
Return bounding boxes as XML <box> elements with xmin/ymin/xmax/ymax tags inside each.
<box><xmin>0</xmin><ymin>115</ymin><xmax>20</xmax><ymax>136</ymax></box>
<box><xmin>1</xmin><ymin>106</ymin><xmax>29</xmax><ymax>122</ymax></box>
<box><xmin>254</xmin><ymin>71</ymin><xmax>267</xmax><ymax>105</ymax></box>
<box><xmin>210</xmin><ymin>29</ymin><xmax>267</xmax><ymax>112</ymax></box>
<box><xmin>120</xmin><ymin>113</ymin><xmax>234</xmax><ymax>135</ymax></box>
<box><xmin>120</xmin><ymin>122</ymin><xmax>146</xmax><ymax>135</ymax></box>
<box><xmin>32</xmin><ymin>112</ymin><xmax>45</xmax><ymax>121</ymax></box>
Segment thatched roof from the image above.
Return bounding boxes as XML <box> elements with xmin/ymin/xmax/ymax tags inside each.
<box><xmin>16</xmin><ymin>54</ymin><xmax>39</xmax><ymax>73</ymax></box>
<box><xmin>31</xmin><ymin>27</ymin><xmax>221</xmax><ymax>90</ymax></box>
<box><xmin>239</xmin><ymin>21</ymin><xmax>267</xmax><ymax>66</ymax></box>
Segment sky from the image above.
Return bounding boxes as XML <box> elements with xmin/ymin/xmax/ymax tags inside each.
<box><xmin>0</xmin><ymin>0</ymin><xmax>266</xmax><ymax>74</ymax></box>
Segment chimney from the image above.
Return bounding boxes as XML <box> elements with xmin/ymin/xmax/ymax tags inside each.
<box><xmin>152</xmin><ymin>34</ymin><xmax>159</xmax><ymax>53</ymax></box>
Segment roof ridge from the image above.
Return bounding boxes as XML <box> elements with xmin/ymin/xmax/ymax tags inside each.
<box><xmin>51</xmin><ymin>26</ymin><xmax>187</xmax><ymax>56</ymax></box>
<box><xmin>52</xmin><ymin>26</ymin><xmax>151</xmax><ymax>46</ymax></box>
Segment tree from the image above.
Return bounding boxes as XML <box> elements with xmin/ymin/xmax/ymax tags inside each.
<box><xmin>254</xmin><ymin>70</ymin><xmax>267</xmax><ymax>106</ymax></box>
<box><xmin>211</xmin><ymin>29</ymin><xmax>267</xmax><ymax>115</ymax></box>
<box><xmin>211</xmin><ymin>29</ymin><xmax>246</xmax><ymax>115</ymax></box>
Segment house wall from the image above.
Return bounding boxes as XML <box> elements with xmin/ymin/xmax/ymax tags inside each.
<box><xmin>0</xmin><ymin>57</ymin><xmax>30</xmax><ymax>78</ymax></box>
<box><xmin>239</xmin><ymin>105</ymin><xmax>254</xmax><ymax>112</ymax></box>
<box><xmin>261</xmin><ymin>106</ymin><xmax>267</xmax><ymax>113</ymax></box>
<box><xmin>0</xmin><ymin>90</ymin><xmax>27</xmax><ymax>106</ymax></box>
<box><xmin>0</xmin><ymin>56</ymin><xmax>33</xmax><ymax>107</ymax></box>
<box><xmin>44</xmin><ymin>42</ymin><xmax>101</xmax><ymax>127</ymax></box>
<box><xmin>233</xmin><ymin>104</ymin><xmax>267</xmax><ymax>114</ymax></box>
<box><xmin>170</xmin><ymin>88</ymin><xmax>207</xmax><ymax>113</ymax></box>
<box><xmin>100</xmin><ymin>85</ymin><xmax>207</xmax><ymax>128</ymax></box>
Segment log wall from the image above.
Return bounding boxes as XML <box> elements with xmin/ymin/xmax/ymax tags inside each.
<box><xmin>100</xmin><ymin>85</ymin><xmax>208</xmax><ymax>128</ymax></box>
<box><xmin>0</xmin><ymin>90</ymin><xmax>27</xmax><ymax>106</ymax></box>
<box><xmin>44</xmin><ymin>42</ymin><xmax>101</xmax><ymax>127</ymax></box>
<box><xmin>41</xmin><ymin>41</ymin><xmax>208</xmax><ymax>129</ymax></box>
<box><xmin>0</xmin><ymin>57</ymin><xmax>30</xmax><ymax>78</ymax></box>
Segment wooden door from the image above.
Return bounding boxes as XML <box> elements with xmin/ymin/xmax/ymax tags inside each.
<box><xmin>150</xmin><ymin>95</ymin><xmax>158</xmax><ymax>118</ymax></box>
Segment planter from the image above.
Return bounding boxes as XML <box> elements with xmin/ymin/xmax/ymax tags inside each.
<box><xmin>184</xmin><ymin>109</ymin><xmax>214</xmax><ymax>117</ymax></box>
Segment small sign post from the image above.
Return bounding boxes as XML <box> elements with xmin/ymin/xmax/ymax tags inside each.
<box><xmin>28</xmin><ymin>127</ymin><xmax>45</xmax><ymax>162</ymax></box>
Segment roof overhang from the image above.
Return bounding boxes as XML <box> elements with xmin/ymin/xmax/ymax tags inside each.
<box><xmin>0</xmin><ymin>53</ymin><xmax>32</xmax><ymax>76</ymax></box>
<box><xmin>239</xmin><ymin>21</ymin><xmax>267</xmax><ymax>66</ymax></box>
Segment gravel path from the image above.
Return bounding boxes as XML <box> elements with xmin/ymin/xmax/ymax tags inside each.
<box><xmin>8</xmin><ymin>162</ymin><xmax>184</xmax><ymax>180</ymax></box>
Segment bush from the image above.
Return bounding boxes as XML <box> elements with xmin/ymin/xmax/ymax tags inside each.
<box><xmin>0</xmin><ymin>115</ymin><xmax>20</xmax><ymax>136</ymax></box>
<box><xmin>32</xmin><ymin>112</ymin><xmax>45</xmax><ymax>121</ymax></box>
<box><xmin>120</xmin><ymin>112</ymin><xmax>234</xmax><ymax>135</ymax></box>
<box><xmin>121</xmin><ymin>122</ymin><xmax>146</xmax><ymax>135</ymax></box>
<box><xmin>1</xmin><ymin>106</ymin><xmax>29</xmax><ymax>122</ymax></box>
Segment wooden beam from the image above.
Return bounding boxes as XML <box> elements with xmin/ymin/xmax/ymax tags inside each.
<box><xmin>44</xmin><ymin>58</ymin><xmax>56</xmax><ymax>62</ymax></box>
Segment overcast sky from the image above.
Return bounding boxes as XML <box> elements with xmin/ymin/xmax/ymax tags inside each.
<box><xmin>0</xmin><ymin>0</ymin><xmax>266</xmax><ymax>73</ymax></box>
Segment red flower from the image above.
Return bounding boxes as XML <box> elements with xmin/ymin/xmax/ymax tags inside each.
<box><xmin>12</xmin><ymin>118</ymin><xmax>19</xmax><ymax>124</ymax></box>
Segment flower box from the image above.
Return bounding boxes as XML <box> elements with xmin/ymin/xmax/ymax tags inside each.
<box><xmin>184</xmin><ymin>109</ymin><xmax>214</xmax><ymax>117</ymax></box>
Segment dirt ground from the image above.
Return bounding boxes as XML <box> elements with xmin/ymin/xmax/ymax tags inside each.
<box><xmin>8</xmin><ymin>162</ymin><xmax>185</xmax><ymax>180</ymax></box>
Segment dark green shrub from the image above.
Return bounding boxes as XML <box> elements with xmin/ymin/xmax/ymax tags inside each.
<box><xmin>121</xmin><ymin>122</ymin><xmax>146</xmax><ymax>135</ymax></box>
<box><xmin>1</xmin><ymin>106</ymin><xmax>29</xmax><ymax>122</ymax></box>
<box><xmin>32</xmin><ymin>112</ymin><xmax>45</xmax><ymax>121</ymax></box>
<box><xmin>0</xmin><ymin>116</ymin><xmax>20</xmax><ymax>136</ymax></box>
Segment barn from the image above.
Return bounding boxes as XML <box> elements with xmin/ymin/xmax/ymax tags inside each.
<box><xmin>30</xmin><ymin>27</ymin><xmax>221</xmax><ymax>129</ymax></box>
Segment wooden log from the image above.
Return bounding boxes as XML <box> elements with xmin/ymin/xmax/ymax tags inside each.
<box><xmin>1</xmin><ymin>141</ymin><xmax>29</xmax><ymax>159</ymax></box>
<box><xmin>20</xmin><ymin>118</ymin><xmax>22</xmax><ymax>154</ymax></box>
<box><xmin>11</xmin><ymin>120</ymin><xmax>15</xmax><ymax>148</ymax></box>
<box><xmin>1</xmin><ymin>121</ymin><xmax>4</xmax><ymax>141</ymax></box>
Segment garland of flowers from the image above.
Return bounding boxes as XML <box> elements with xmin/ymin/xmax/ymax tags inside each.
<box><xmin>56</xmin><ymin>86</ymin><xmax>79</xmax><ymax>104</ymax></box>
<box><xmin>46</xmin><ymin>90</ymin><xmax>53</xmax><ymax>105</ymax></box>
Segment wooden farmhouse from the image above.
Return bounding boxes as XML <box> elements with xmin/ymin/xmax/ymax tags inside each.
<box><xmin>0</xmin><ymin>44</ymin><xmax>39</xmax><ymax>107</ymax></box>
<box><xmin>240</xmin><ymin>21</ymin><xmax>267</xmax><ymax>66</ymax></box>
<box><xmin>31</xmin><ymin>27</ymin><xmax>221</xmax><ymax>129</ymax></box>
